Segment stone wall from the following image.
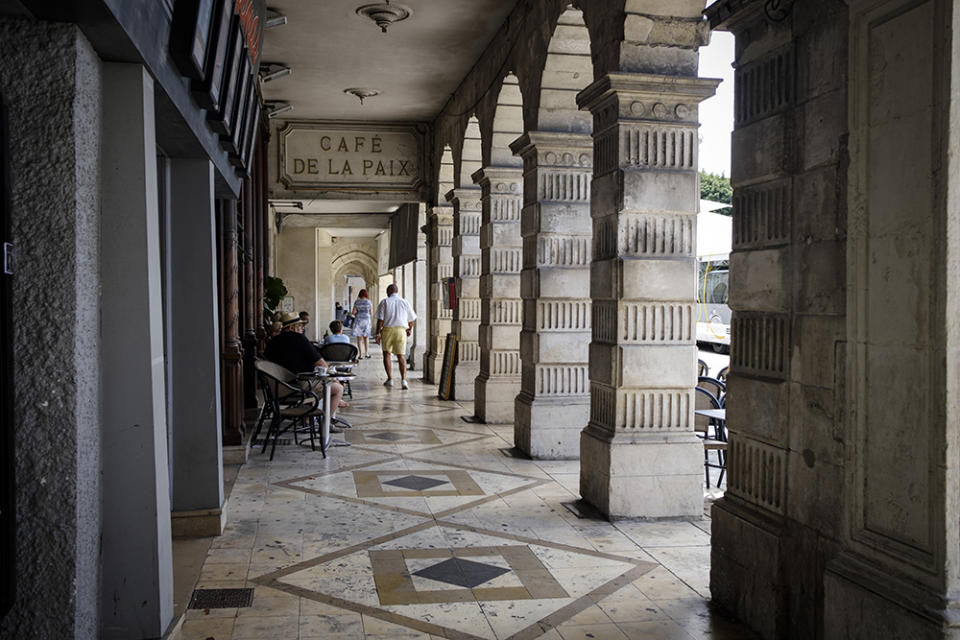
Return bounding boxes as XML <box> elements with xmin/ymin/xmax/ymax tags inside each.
<box><xmin>0</xmin><ymin>20</ymin><xmax>102</xmax><ymax>639</ymax></box>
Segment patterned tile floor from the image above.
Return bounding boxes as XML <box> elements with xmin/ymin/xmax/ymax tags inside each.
<box><xmin>176</xmin><ymin>351</ymin><xmax>749</xmax><ymax>640</ymax></box>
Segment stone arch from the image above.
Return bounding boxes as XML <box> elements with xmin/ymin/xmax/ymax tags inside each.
<box><xmin>458</xmin><ymin>115</ymin><xmax>482</xmax><ymax>188</ymax></box>
<box><xmin>330</xmin><ymin>249</ymin><xmax>378</xmax><ymax>285</ymax></box>
<box><xmin>536</xmin><ymin>6</ymin><xmax>593</xmax><ymax>134</ymax></box>
<box><xmin>490</xmin><ymin>73</ymin><xmax>524</xmax><ymax>167</ymax></box>
<box><xmin>437</xmin><ymin>144</ymin><xmax>454</xmax><ymax>204</ymax></box>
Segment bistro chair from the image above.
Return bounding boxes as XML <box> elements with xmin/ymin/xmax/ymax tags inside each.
<box><xmin>254</xmin><ymin>359</ymin><xmax>325</xmax><ymax>460</ymax></box>
<box><xmin>318</xmin><ymin>342</ymin><xmax>360</xmax><ymax>400</ymax></box>
<box><xmin>717</xmin><ymin>365</ymin><xmax>729</xmax><ymax>382</ymax></box>
<box><xmin>697</xmin><ymin>358</ymin><xmax>710</xmax><ymax>377</ymax></box>
<box><xmin>698</xmin><ymin>376</ymin><xmax>726</xmax><ymax>403</ymax></box>
<box><xmin>694</xmin><ymin>386</ymin><xmax>727</xmax><ymax>488</ymax></box>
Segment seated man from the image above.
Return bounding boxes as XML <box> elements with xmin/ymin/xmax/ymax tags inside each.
<box><xmin>265</xmin><ymin>311</ymin><xmax>346</xmax><ymax>428</ymax></box>
<box><xmin>323</xmin><ymin>320</ymin><xmax>351</xmax><ymax>344</ymax></box>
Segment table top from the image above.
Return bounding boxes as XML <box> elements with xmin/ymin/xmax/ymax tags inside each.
<box><xmin>695</xmin><ymin>408</ymin><xmax>726</xmax><ymax>420</ymax></box>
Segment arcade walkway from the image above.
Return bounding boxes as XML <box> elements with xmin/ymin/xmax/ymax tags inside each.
<box><xmin>175</xmin><ymin>355</ymin><xmax>751</xmax><ymax>640</ymax></box>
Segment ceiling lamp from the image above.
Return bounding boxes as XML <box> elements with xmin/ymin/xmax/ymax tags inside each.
<box><xmin>259</xmin><ymin>63</ymin><xmax>291</xmax><ymax>83</ymax></box>
<box><xmin>264</xmin><ymin>9</ymin><xmax>287</xmax><ymax>29</ymax></box>
<box><xmin>343</xmin><ymin>88</ymin><xmax>380</xmax><ymax>105</ymax></box>
<box><xmin>265</xmin><ymin>101</ymin><xmax>293</xmax><ymax>118</ymax></box>
<box><xmin>356</xmin><ymin>1</ymin><xmax>412</xmax><ymax>33</ymax></box>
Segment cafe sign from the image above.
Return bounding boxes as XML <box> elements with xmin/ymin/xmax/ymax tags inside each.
<box><xmin>278</xmin><ymin>122</ymin><xmax>425</xmax><ymax>193</ymax></box>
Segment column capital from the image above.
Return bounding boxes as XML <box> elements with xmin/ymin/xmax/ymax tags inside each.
<box><xmin>510</xmin><ymin>130</ymin><xmax>593</xmax><ymax>162</ymax></box>
<box><xmin>472</xmin><ymin>165</ymin><xmax>523</xmax><ymax>192</ymax></box>
<box><xmin>446</xmin><ymin>186</ymin><xmax>483</xmax><ymax>211</ymax></box>
<box><xmin>576</xmin><ymin>72</ymin><xmax>721</xmax><ymax>123</ymax></box>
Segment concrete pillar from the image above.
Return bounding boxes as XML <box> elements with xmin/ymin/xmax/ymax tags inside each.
<box><xmin>168</xmin><ymin>159</ymin><xmax>225</xmax><ymax>537</ymax></box>
<box><xmin>424</xmin><ymin>205</ymin><xmax>453</xmax><ymax>384</ymax></box>
<box><xmin>577</xmin><ymin>73</ymin><xmax>718</xmax><ymax>519</ymax></box>
<box><xmin>449</xmin><ymin>187</ymin><xmax>483</xmax><ymax>400</ymax></box>
<box><xmin>99</xmin><ymin>63</ymin><xmax>173</xmax><ymax>638</ymax></box>
<box><xmin>474</xmin><ymin>167</ymin><xmax>523</xmax><ymax>423</ymax></box>
<box><xmin>412</xmin><ymin>205</ymin><xmax>428</xmax><ymax>369</ymax></box>
<box><xmin>510</xmin><ymin>132</ymin><xmax>593</xmax><ymax>458</ymax></box>
<box><xmin>0</xmin><ymin>20</ymin><xmax>101</xmax><ymax>639</ymax></box>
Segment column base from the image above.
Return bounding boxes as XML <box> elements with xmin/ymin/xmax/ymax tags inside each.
<box><xmin>424</xmin><ymin>351</ymin><xmax>444</xmax><ymax>385</ymax></box>
<box><xmin>824</xmin><ymin>552</ymin><xmax>960</xmax><ymax>640</ymax></box>
<box><xmin>710</xmin><ymin>496</ymin><xmax>787</xmax><ymax>639</ymax></box>
<box><xmin>579</xmin><ymin>425</ymin><xmax>703</xmax><ymax>519</ymax></box>
<box><xmin>475</xmin><ymin>375</ymin><xmax>520</xmax><ymax>423</ymax></box>
<box><xmin>170</xmin><ymin>504</ymin><xmax>226</xmax><ymax>537</ymax></box>
<box><xmin>454</xmin><ymin>363</ymin><xmax>480</xmax><ymax>401</ymax></box>
<box><xmin>514</xmin><ymin>393</ymin><xmax>588</xmax><ymax>459</ymax></box>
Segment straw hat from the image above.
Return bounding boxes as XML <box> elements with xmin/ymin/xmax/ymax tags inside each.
<box><xmin>278</xmin><ymin>311</ymin><xmax>304</xmax><ymax>327</ymax></box>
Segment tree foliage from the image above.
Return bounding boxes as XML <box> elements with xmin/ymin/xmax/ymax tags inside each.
<box><xmin>700</xmin><ymin>171</ymin><xmax>733</xmax><ymax>205</ymax></box>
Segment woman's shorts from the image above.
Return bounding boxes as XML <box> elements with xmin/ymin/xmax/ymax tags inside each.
<box><xmin>353</xmin><ymin>317</ymin><xmax>371</xmax><ymax>337</ymax></box>
<box><xmin>380</xmin><ymin>326</ymin><xmax>407</xmax><ymax>355</ymax></box>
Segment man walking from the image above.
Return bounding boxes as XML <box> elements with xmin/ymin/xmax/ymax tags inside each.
<box><xmin>374</xmin><ymin>283</ymin><xmax>417</xmax><ymax>389</ymax></box>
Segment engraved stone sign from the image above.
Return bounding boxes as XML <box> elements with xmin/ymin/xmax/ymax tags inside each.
<box><xmin>278</xmin><ymin>122</ymin><xmax>424</xmax><ymax>193</ymax></box>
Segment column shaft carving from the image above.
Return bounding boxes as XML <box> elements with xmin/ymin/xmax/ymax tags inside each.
<box><xmin>218</xmin><ymin>199</ymin><xmax>244</xmax><ymax>446</ymax></box>
<box><xmin>448</xmin><ymin>187</ymin><xmax>483</xmax><ymax>400</ymax></box>
<box><xmin>510</xmin><ymin>132</ymin><xmax>593</xmax><ymax>459</ymax></box>
<box><xmin>424</xmin><ymin>205</ymin><xmax>453</xmax><ymax>384</ymax></box>
<box><xmin>578</xmin><ymin>72</ymin><xmax>719</xmax><ymax>518</ymax></box>
<box><xmin>473</xmin><ymin>167</ymin><xmax>523</xmax><ymax>423</ymax></box>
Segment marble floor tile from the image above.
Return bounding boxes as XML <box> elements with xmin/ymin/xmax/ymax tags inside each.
<box><xmin>171</xmin><ymin>370</ymin><xmax>760</xmax><ymax>640</ymax></box>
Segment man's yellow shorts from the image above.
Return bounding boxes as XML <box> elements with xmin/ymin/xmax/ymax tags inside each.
<box><xmin>380</xmin><ymin>326</ymin><xmax>407</xmax><ymax>355</ymax></box>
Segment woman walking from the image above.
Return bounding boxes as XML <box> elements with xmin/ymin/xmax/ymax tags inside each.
<box><xmin>351</xmin><ymin>288</ymin><xmax>374</xmax><ymax>358</ymax></box>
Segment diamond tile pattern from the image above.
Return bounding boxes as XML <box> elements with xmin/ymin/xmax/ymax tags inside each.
<box><xmin>382</xmin><ymin>474</ymin><xmax>450</xmax><ymax>491</ymax></box>
<box><xmin>413</xmin><ymin>557</ymin><xmax>511</xmax><ymax>589</ymax></box>
<box><xmin>368</xmin><ymin>431</ymin><xmax>414</xmax><ymax>441</ymax></box>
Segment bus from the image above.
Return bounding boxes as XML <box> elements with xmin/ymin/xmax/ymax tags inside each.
<box><xmin>696</xmin><ymin>205</ymin><xmax>732</xmax><ymax>353</ymax></box>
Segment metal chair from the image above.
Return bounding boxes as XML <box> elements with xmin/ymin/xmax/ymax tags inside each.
<box><xmin>254</xmin><ymin>359</ymin><xmax>325</xmax><ymax>460</ymax></box>
<box><xmin>698</xmin><ymin>376</ymin><xmax>726</xmax><ymax>403</ymax></box>
<box><xmin>318</xmin><ymin>342</ymin><xmax>359</xmax><ymax>401</ymax></box>
<box><xmin>698</xmin><ymin>358</ymin><xmax>710</xmax><ymax>377</ymax></box>
<box><xmin>694</xmin><ymin>386</ymin><xmax>727</xmax><ymax>488</ymax></box>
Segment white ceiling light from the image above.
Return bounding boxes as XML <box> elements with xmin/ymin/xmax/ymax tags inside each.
<box><xmin>260</xmin><ymin>63</ymin><xmax>292</xmax><ymax>83</ymax></box>
<box><xmin>265</xmin><ymin>9</ymin><xmax>287</xmax><ymax>29</ymax></box>
<box><xmin>265</xmin><ymin>102</ymin><xmax>293</xmax><ymax>118</ymax></box>
<box><xmin>356</xmin><ymin>1</ymin><xmax>412</xmax><ymax>33</ymax></box>
<box><xmin>343</xmin><ymin>88</ymin><xmax>380</xmax><ymax>105</ymax></box>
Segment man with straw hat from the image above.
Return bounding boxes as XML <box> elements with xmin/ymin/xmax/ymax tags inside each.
<box><xmin>265</xmin><ymin>311</ymin><xmax>346</xmax><ymax>425</ymax></box>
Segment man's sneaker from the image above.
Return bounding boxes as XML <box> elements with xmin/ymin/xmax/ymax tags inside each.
<box><xmin>384</xmin><ymin>379</ymin><xmax>393</xmax><ymax>387</ymax></box>
<box><xmin>401</xmin><ymin>379</ymin><xmax>409</xmax><ymax>390</ymax></box>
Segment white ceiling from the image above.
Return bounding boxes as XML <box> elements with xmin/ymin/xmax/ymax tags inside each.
<box><xmin>259</xmin><ymin>0</ymin><xmax>521</xmax><ymax>122</ymax></box>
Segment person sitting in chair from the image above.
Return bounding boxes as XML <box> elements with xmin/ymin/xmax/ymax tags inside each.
<box><xmin>265</xmin><ymin>311</ymin><xmax>346</xmax><ymax>427</ymax></box>
<box><xmin>324</xmin><ymin>320</ymin><xmax>350</xmax><ymax>344</ymax></box>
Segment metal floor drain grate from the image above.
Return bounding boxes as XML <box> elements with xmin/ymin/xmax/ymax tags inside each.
<box><xmin>187</xmin><ymin>588</ymin><xmax>254</xmax><ymax>609</ymax></box>
<box><xmin>252</xmin><ymin>438</ymin><xmax>292</xmax><ymax>446</ymax></box>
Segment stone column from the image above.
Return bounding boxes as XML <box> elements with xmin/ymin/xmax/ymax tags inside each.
<box><xmin>412</xmin><ymin>205</ymin><xmax>428</xmax><ymax>370</ymax></box>
<box><xmin>241</xmin><ymin>176</ymin><xmax>258</xmax><ymax>409</ymax></box>
<box><xmin>219</xmin><ymin>199</ymin><xmax>245</xmax><ymax>447</ymax></box>
<box><xmin>449</xmin><ymin>187</ymin><xmax>482</xmax><ymax>401</ymax></box>
<box><xmin>423</xmin><ymin>205</ymin><xmax>453</xmax><ymax>384</ymax></box>
<box><xmin>168</xmin><ymin>159</ymin><xmax>225</xmax><ymax>538</ymax></box>
<box><xmin>99</xmin><ymin>63</ymin><xmax>173</xmax><ymax>638</ymax></box>
<box><xmin>703</xmin><ymin>1</ymin><xmax>848</xmax><ymax>636</ymax></box>
<box><xmin>473</xmin><ymin>167</ymin><xmax>523</xmax><ymax>423</ymax></box>
<box><xmin>0</xmin><ymin>20</ymin><xmax>101</xmax><ymax>639</ymax></box>
<box><xmin>510</xmin><ymin>132</ymin><xmax>593</xmax><ymax>458</ymax></box>
<box><xmin>577</xmin><ymin>73</ymin><xmax>718</xmax><ymax>518</ymax></box>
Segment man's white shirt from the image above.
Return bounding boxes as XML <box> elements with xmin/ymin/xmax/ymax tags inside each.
<box><xmin>375</xmin><ymin>294</ymin><xmax>417</xmax><ymax>327</ymax></box>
